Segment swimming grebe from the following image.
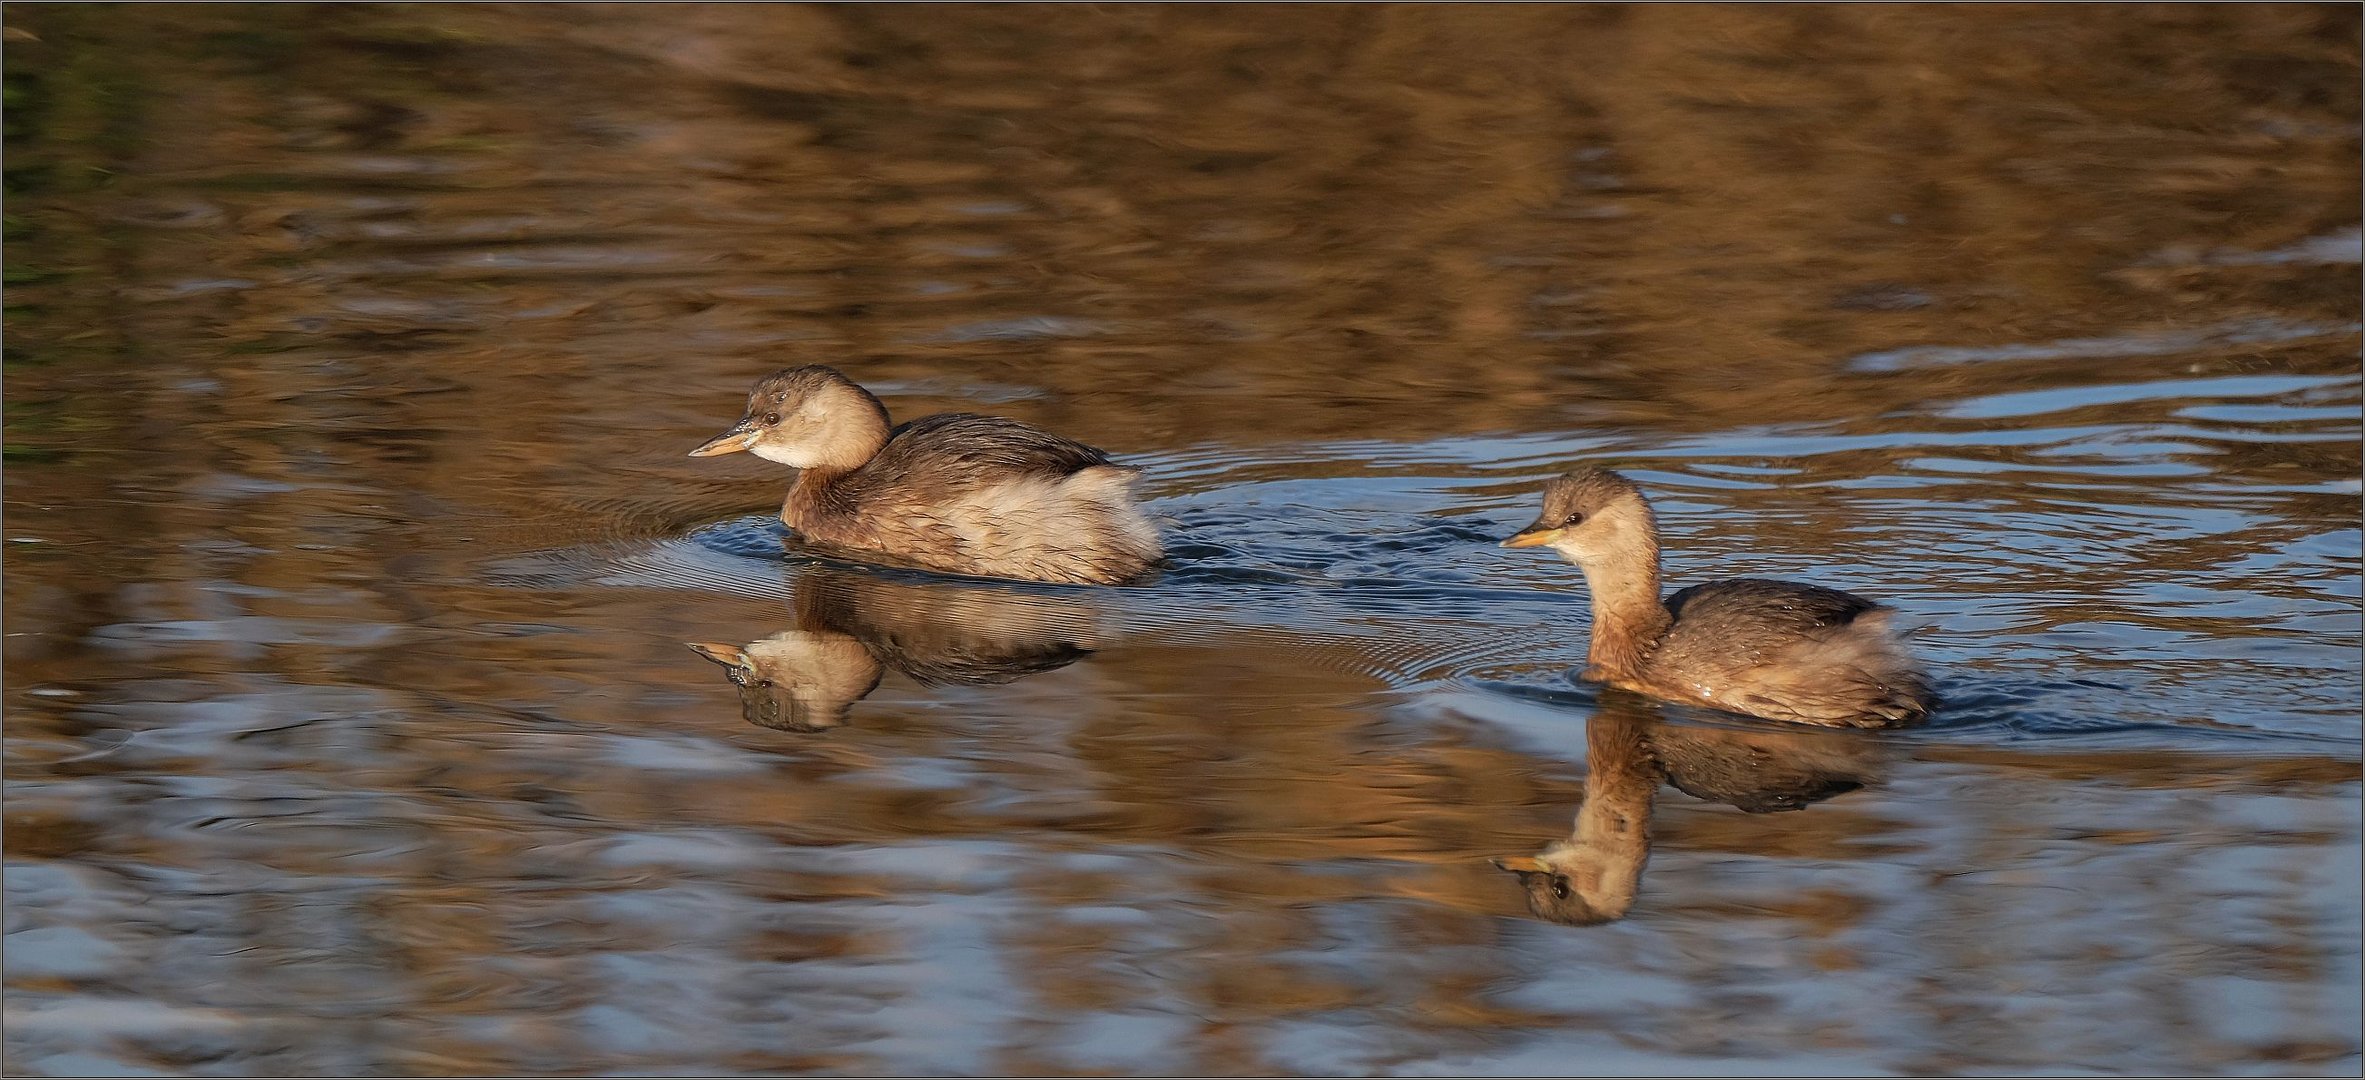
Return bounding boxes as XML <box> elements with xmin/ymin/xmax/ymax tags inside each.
<box><xmin>1500</xmin><ymin>467</ymin><xmax>1935</xmax><ymax>727</ymax></box>
<box><xmin>688</xmin><ymin>366</ymin><xmax>1163</xmax><ymax>585</ymax></box>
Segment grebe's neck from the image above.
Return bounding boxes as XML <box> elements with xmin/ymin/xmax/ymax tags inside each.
<box><xmin>782</xmin><ymin>466</ymin><xmax>854</xmax><ymax>533</ymax></box>
<box><xmin>771</xmin><ymin>381</ymin><xmax>893</xmax><ymax>532</ymax></box>
<box><xmin>1561</xmin><ymin>499</ymin><xmax>1673</xmax><ymax>679</ymax></box>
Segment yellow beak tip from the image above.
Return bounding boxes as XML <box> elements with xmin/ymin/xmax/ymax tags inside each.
<box><xmin>685</xmin><ymin>641</ymin><xmax>740</xmax><ymax>664</ymax></box>
<box><xmin>687</xmin><ymin>431</ymin><xmax>756</xmax><ymax>458</ymax></box>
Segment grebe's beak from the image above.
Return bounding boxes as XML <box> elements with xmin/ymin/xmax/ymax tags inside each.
<box><xmin>685</xmin><ymin>641</ymin><xmax>750</xmax><ymax>667</ymax></box>
<box><xmin>687</xmin><ymin>418</ymin><xmax>759</xmax><ymax>458</ymax></box>
<box><xmin>1500</xmin><ymin>523</ymin><xmax>1560</xmax><ymax>548</ymax></box>
<box><xmin>1491</xmin><ymin>856</ymin><xmax>1549</xmax><ymax>874</ymax></box>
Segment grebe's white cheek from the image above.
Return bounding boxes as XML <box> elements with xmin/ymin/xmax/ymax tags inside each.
<box><xmin>749</xmin><ymin>441</ymin><xmax>815</xmax><ymax>467</ymax></box>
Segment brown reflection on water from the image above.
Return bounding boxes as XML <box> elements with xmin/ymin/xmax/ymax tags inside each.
<box><xmin>5</xmin><ymin>3</ymin><xmax>2360</xmax><ymax>1075</ymax></box>
<box><xmin>687</xmin><ymin>567</ymin><xmax>1101</xmax><ymax>732</ymax></box>
<box><xmin>1495</xmin><ymin>698</ymin><xmax>1885</xmax><ymax>926</ymax></box>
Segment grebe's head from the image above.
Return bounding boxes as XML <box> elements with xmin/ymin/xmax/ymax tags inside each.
<box><xmin>1500</xmin><ymin>467</ymin><xmax>1653</xmax><ymax>563</ymax></box>
<box><xmin>687</xmin><ymin>366</ymin><xmax>890</xmax><ymax>469</ymax></box>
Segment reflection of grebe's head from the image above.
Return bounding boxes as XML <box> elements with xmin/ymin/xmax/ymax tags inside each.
<box><xmin>1491</xmin><ymin>849</ymin><xmax>1636</xmax><ymax>927</ymax></box>
<box><xmin>1492</xmin><ymin>702</ymin><xmax>1656</xmax><ymax>927</ymax></box>
<box><xmin>1491</xmin><ymin>704</ymin><xmax>1886</xmax><ymax>928</ymax></box>
<box><xmin>686</xmin><ymin>631</ymin><xmax>881</xmax><ymax>734</ymax></box>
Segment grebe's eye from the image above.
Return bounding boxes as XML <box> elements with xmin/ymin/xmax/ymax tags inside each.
<box><xmin>1551</xmin><ymin>876</ymin><xmax>1571</xmax><ymax>900</ymax></box>
<box><xmin>764</xmin><ymin>412</ymin><xmax>781</xmax><ymax>426</ymax></box>
<box><xmin>757</xmin><ymin>678</ymin><xmax>775</xmax><ymax>688</ymax></box>
<box><xmin>1562</xmin><ymin>512</ymin><xmax>1585</xmax><ymax>527</ymax></box>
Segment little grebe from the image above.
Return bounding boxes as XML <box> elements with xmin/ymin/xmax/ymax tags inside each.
<box><xmin>1501</xmin><ymin>467</ymin><xmax>1936</xmax><ymax>727</ymax></box>
<box><xmin>689</xmin><ymin>366</ymin><xmax>1163</xmax><ymax>585</ymax></box>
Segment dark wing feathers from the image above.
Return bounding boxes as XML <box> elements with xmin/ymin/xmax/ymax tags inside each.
<box><xmin>1664</xmin><ymin>578</ymin><xmax>1884</xmax><ymax>634</ymax></box>
<box><xmin>850</xmin><ymin>413</ymin><xmax>1117</xmax><ymax>495</ymax></box>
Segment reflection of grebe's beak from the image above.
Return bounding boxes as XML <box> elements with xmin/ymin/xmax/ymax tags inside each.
<box><xmin>1490</xmin><ymin>856</ymin><xmax>1549</xmax><ymax>874</ymax></box>
<box><xmin>685</xmin><ymin>641</ymin><xmax>750</xmax><ymax>667</ymax></box>
<box><xmin>687</xmin><ymin>419</ymin><xmax>759</xmax><ymax>458</ymax></box>
<box><xmin>1500</xmin><ymin>525</ymin><xmax>1560</xmax><ymax>549</ymax></box>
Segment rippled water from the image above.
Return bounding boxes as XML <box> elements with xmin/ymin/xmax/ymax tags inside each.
<box><xmin>5</xmin><ymin>5</ymin><xmax>2360</xmax><ymax>1075</ymax></box>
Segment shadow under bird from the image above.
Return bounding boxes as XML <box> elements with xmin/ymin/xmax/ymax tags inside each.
<box><xmin>1501</xmin><ymin>466</ymin><xmax>1936</xmax><ymax>727</ymax></box>
<box><xmin>1493</xmin><ymin>699</ymin><xmax>1886</xmax><ymax>925</ymax></box>
<box><xmin>689</xmin><ymin>365</ymin><xmax>1164</xmax><ymax>586</ymax></box>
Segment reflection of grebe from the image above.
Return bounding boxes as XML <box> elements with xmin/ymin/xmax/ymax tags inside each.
<box><xmin>1501</xmin><ymin>467</ymin><xmax>1935</xmax><ymax>727</ymax></box>
<box><xmin>687</xmin><ymin>366</ymin><xmax>1163</xmax><ymax>585</ymax></box>
<box><xmin>687</xmin><ymin>567</ymin><xmax>1103</xmax><ymax>732</ymax></box>
<box><xmin>1494</xmin><ymin>700</ymin><xmax>1883</xmax><ymax>925</ymax></box>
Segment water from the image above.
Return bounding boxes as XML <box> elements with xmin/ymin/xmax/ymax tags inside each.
<box><xmin>4</xmin><ymin>5</ymin><xmax>2359</xmax><ymax>1075</ymax></box>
